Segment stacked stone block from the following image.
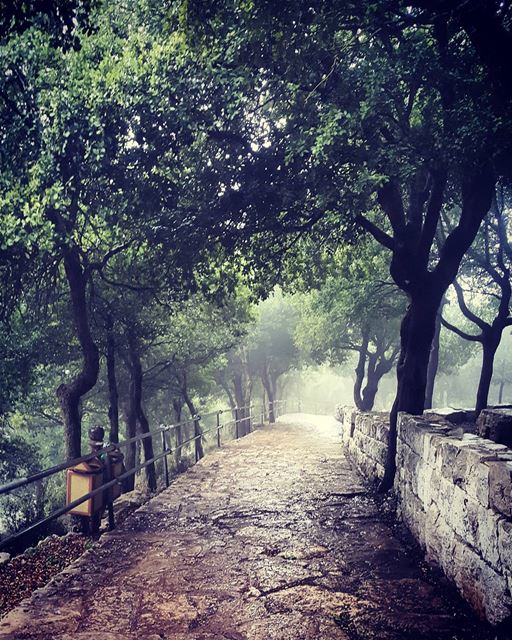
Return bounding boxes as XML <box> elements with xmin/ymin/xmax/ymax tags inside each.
<box><xmin>337</xmin><ymin>406</ymin><xmax>512</xmax><ymax>625</ymax></box>
<box><xmin>337</xmin><ymin>406</ymin><xmax>389</xmax><ymax>482</ymax></box>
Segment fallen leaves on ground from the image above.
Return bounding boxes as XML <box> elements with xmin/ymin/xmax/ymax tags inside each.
<box><xmin>0</xmin><ymin>534</ymin><xmax>90</xmax><ymax>618</ymax></box>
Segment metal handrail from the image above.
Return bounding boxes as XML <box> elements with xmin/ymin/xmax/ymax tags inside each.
<box><xmin>0</xmin><ymin>417</ymin><xmax>230</xmax><ymax>550</ymax></box>
<box><xmin>0</xmin><ymin>445</ymin><xmax>117</xmax><ymax>497</ymax></box>
<box><xmin>0</xmin><ymin>397</ymin><xmax>329</xmax><ymax>550</ymax></box>
<box><xmin>0</xmin><ymin>416</ymin><xmax>197</xmax><ymax>497</ymax></box>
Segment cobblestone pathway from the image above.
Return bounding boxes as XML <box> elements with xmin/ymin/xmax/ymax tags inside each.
<box><xmin>1</xmin><ymin>416</ymin><xmax>494</xmax><ymax>640</ymax></box>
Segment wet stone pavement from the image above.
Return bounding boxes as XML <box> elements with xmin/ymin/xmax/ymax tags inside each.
<box><xmin>0</xmin><ymin>415</ymin><xmax>495</xmax><ymax>640</ymax></box>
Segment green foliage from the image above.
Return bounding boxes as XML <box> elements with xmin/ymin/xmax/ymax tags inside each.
<box><xmin>0</xmin><ymin>325</ymin><xmax>35</xmax><ymax>415</ymax></box>
<box><xmin>0</xmin><ymin>427</ymin><xmax>41</xmax><ymax>534</ymax></box>
<box><xmin>248</xmin><ymin>289</ymin><xmax>301</xmax><ymax>384</ymax></box>
<box><xmin>1</xmin><ymin>0</ymin><xmax>511</xmax><ymax>529</ymax></box>
<box><xmin>438</xmin><ymin>325</ymin><xmax>478</xmax><ymax>376</ymax></box>
<box><xmin>295</xmin><ymin>242</ymin><xmax>405</xmax><ymax>366</ymax></box>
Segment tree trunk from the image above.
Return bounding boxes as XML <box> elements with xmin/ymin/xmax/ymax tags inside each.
<box><xmin>424</xmin><ymin>299</ymin><xmax>444</xmax><ymax>410</ymax></box>
<box><xmin>362</xmin><ymin>351</ymin><xmax>396</xmax><ymax>412</ymax></box>
<box><xmin>128</xmin><ymin>331</ymin><xmax>157</xmax><ymax>492</ymax></box>
<box><xmin>172</xmin><ymin>397</ymin><xmax>184</xmax><ymax>468</ymax></box>
<box><xmin>172</xmin><ymin>398</ymin><xmax>183</xmax><ymax>424</ymax></box>
<box><xmin>233</xmin><ymin>372</ymin><xmax>249</xmax><ymax>436</ymax></box>
<box><xmin>361</xmin><ymin>384</ymin><xmax>378</xmax><ymax>411</ymax></box>
<box><xmin>106</xmin><ymin>315</ymin><xmax>119</xmax><ymax>443</ymax></box>
<box><xmin>262</xmin><ymin>370</ymin><xmax>275</xmax><ymax>423</ymax></box>
<box><xmin>353</xmin><ymin>330</ymin><xmax>370</xmax><ymax>410</ymax></box>
<box><xmin>138</xmin><ymin>404</ymin><xmax>157</xmax><ymax>492</ymax></box>
<box><xmin>377</xmin><ymin>169</ymin><xmax>495</xmax><ymax>491</ymax></box>
<box><xmin>360</xmin><ymin>351</ymin><xmax>378</xmax><ymax>411</ymax></box>
<box><xmin>221</xmin><ymin>381</ymin><xmax>236</xmax><ymax>411</ymax></box>
<box><xmin>380</xmin><ymin>292</ymin><xmax>441</xmax><ymax>491</ymax></box>
<box><xmin>476</xmin><ymin>333</ymin><xmax>501</xmax><ymax>416</ymax></box>
<box><xmin>183</xmin><ymin>392</ymin><xmax>204</xmax><ymax>460</ymax></box>
<box><xmin>499</xmin><ymin>380</ymin><xmax>505</xmax><ymax>405</ymax></box>
<box><xmin>56</xmin><ymin>246</ymin><xmax>100</xmax><ymax>460</ymax></box>
<box><xmin>266</xmin><ymin>384</ymin><xmax>275</xmax><ymax>422</ymax></box>
<box><xmin>123</xmin><ymin>387</ymin><xmax>137</xmax><ymax>492</ymax></box>
<box><xmin>361</xmin><ymin>358</ymin><xmax>379</xmax><ymax>411</ymax></box>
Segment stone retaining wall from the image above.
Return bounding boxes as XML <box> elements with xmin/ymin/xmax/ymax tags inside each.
<box><xmin>337</xmin><ymin>406</ymin><xmax>512</xmax><ymax>625</ymax></box>
<box><xmin>336</xmin><ymin>406</ymin><xmax>389</xmax><ymax>482</ymax></box>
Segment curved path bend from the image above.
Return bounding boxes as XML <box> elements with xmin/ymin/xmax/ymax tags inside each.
<box><xmin>0</xmin><ymin>415</ymin><xmax>492</xmax><ymax>640</ymax></box>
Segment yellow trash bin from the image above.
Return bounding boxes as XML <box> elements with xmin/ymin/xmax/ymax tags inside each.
<box><xmin>66</xmin><ymin>460</ymin><xmax>104</xmax><ymax>516</ymax></box>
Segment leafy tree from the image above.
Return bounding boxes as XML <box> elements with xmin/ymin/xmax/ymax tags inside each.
<box><xmin>296</xmin><ymin>245</ymin><xmax>404</xmax><ymax>411</ymax></box>
<box><xmin>442</xmin><ymin>189</ymin><xmax>512</xmax><ymax>414</ymax></box>
<box><xmin>215</xmin><ymin>344</ymin><xmax>256</xmax><ymax>434</ymax></box>
<box><xmin>246</xmin><ymin>291</ymin><xmax>300</xmax><ymax>422</ymax></box>
<box><xmin>0</xmin><ymin>431</ymin><xmax>41</xmax><ymax>534</ymax></box>
<box><xmin>139</xmin><ymin>293</ymin><xmax>250</xmax><ymax>462</ymax></box>
<box><xmin>0</xmin><ymin>2</ymin><xmax>262</xmax><ymax>461</ymax></box>
<box><xmin>182</xmin><ymin>0</ymin><xmax>511</xmax><ymax>489</ymax></box>
<box><xmin>1</xmin><ymin>0</ymin><xmax>511</xmax><ymax>526</ymax></box>
<box><xmin>493</xmin><ymin>351</ymin><xmax>512</xmax><ymax>405</ymax></box>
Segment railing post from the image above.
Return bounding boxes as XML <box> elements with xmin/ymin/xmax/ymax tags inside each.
<box><xmin>175</xmin><ymin>421</ymin><xmax>182</xmax><ymax>470</ymax></box>
<box><xmin>216</xmin><ymin>411</ymin><xmax>221</xmax><ymax>448</ymax></box>
<box><xmin>235</xmin><ymin>406</ymin><xmax>239</xmax><ymax>439</ymax></box>
<box><xmin>89</xmin><ymin>426</ymin><xmax>107</xmax><ymax>535</ymax></box>
<box><xmin>161</xmin><ymin>429</ymin><xmax>170</xmax><ymax>487</ymax></box>
<box><xmin>194</xmin><ymin>415</ymin><xmax>201</xmax><ymax>462</ymax></box>
<box><xmin>248</xmin><ymin>405</ymin><xmax>252</xmax><ymax>433</ymax></box>
<box><xmin>103</xmin><ymin>451</ymin><xmax>116</xmax><ymax>532</ymax></box>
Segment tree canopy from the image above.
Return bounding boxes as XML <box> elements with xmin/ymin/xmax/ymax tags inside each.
<box><xmin>1</xmin><ymin>0</ymin><xmax>511</xmax><ymax>529</ymax></box>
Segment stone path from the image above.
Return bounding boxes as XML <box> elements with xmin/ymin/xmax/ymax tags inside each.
<box><xmin>0</xmin><ymin>415</ymin><xmax>494</xmax><ymax>639</ymax></box>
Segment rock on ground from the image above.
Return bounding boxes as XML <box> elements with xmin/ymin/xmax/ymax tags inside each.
<box><xmin>0</xmin><ymin>415</ymin><xmax>494</xmax><ymax>639</ymax></box>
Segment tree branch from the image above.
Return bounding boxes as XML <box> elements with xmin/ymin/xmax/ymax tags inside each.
<box><xmin>441</xmin><ymin>316</ymin><xmax>482</xmax><ymax>342</ymax></box>
<box><xmin>377</xmin><ymin>179</ymin><xmax>406</xmax><ymax>237</ymax></box>
<box><xmin>355</xmin><ymin>214</ymin><xmax>395</xmax><ymax>250</ymax></box>
<box><xmin>452</xmin><ymin>278</ymin><xmax>488</xmax><ymax>331</ymax></box>
<box><xmin>418</xmin><ymin>168</ymin><xmax>447</xmax><ymax>266</ymax></box>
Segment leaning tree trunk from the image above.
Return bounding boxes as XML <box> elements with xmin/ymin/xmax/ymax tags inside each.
<box><xmin>128</xmin><ymin>331</ymin><xmax>157</xmax><ymax>492</ymax></box>
<box><xmin>106</xmin><ymin>314</ymin><xmax>119</xmax><ymax>444</ymax></box>
<box><xmin>476</xmin><ymin>332</ymin><xmax>502</xmax><ymax>416</ymax></box>
<box><xmin>56</xmin><ymin>246</ymin><xmax>100</xmax><ymax>460</ymax></box>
